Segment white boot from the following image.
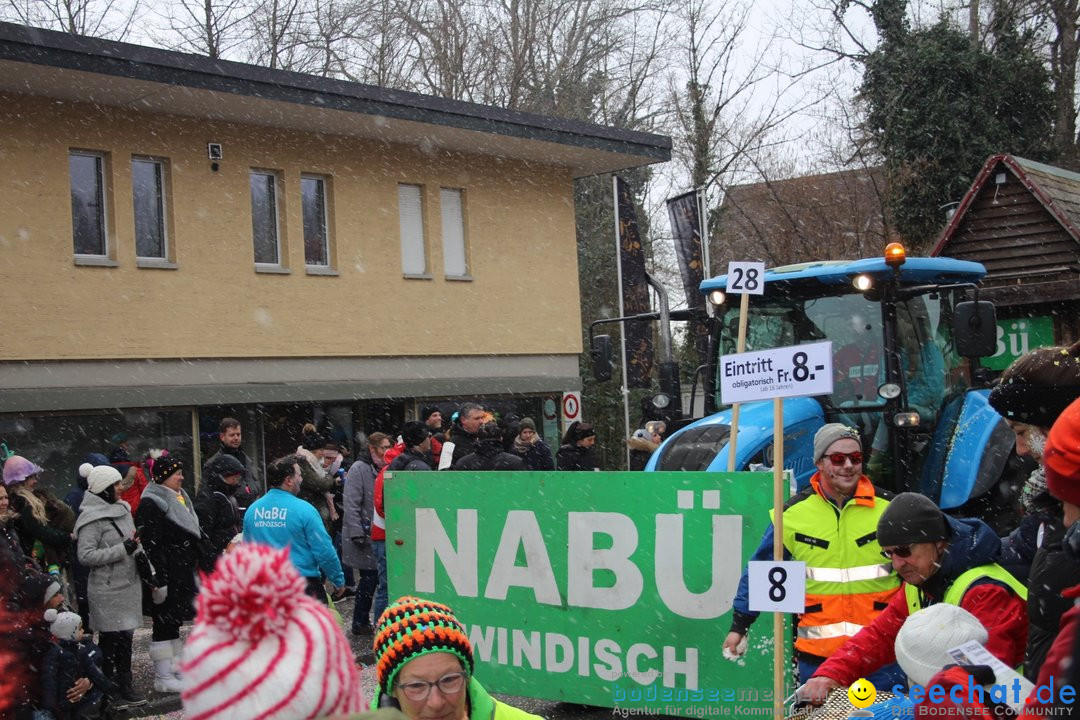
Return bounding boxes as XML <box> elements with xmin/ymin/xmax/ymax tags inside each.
<box><xmin>149</xmin><ymin>641</ymin><xmax>183</xmax><ymax>693</ymax></box>
<box><xmin>170</xmin><ymin>638</ymin><xmax>184</xmax><ymax>681</ymax></box>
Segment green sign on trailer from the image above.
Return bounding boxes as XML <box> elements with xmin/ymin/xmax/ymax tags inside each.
<box><xmin>984</xmin><ymin>316</ymin><xmax>1055</xmax><ymax>371</ymax></box>
<box><xmin>384</xmin><ymin>470</ymin><xmax>788</xmax><ymax>716</ymax></box>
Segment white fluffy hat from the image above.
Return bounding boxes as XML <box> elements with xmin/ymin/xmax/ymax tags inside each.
<box><xmin>180</xmin><ymin>543</ymin><xmax>363</xmax><ymax>720</ymax></box>
<box><xmin>894</xmin><ymin>604</ymin><xmax>988</xmax><ymax>687</ymax></box>
<box><xmin>85</xmin><ymin>464</ymin><xmax>123</xmax><ymax>495</ymax></box>
<box><xmin>44</xmin><ymin>608</ymin><xmax>82</xmax><ymax>641</ymax></box>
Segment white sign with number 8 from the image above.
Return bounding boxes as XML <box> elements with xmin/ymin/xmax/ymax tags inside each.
<box><xmin>727</xmin><ymin>261</ymin><xmax>766</xmax><ymax>295</ymax></box>
<box><xmin>747</xmin><ymin>560</ymin><xmax>806</xmax><ymax>613</ymax></box>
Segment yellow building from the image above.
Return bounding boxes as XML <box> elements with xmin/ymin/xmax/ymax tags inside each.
<box><xmin>0</xmin><ymin>21</ymin><xmax>670</xmax><ymax>491</ymax></box>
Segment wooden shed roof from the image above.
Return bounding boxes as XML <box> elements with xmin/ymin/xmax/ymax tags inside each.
<box><xmin>932</xmin><ymin>154</ymin><xmax>1080</xmax><ymax>305</ymax></box>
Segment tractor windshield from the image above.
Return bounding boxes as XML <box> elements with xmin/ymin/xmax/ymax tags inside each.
<box><xmin>714</xmin><ymin>288</ymin><xmax>969</xmax><ymax>429</ymax></box>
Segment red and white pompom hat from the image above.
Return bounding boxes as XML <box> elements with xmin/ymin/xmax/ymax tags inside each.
<box><xmin>180</xmin><ymin>543</ymin><xmax>363</xmax><ymax>720</ymax></box>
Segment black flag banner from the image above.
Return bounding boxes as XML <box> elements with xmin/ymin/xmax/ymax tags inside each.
<box><xmin>667</xmin><ymin>189</ymin><xmax>710</xmax><ymax>371</ymax></box>
<box><xmin>666</xmin><ymin>189</ymin><xmax>705</xmax><ymax>310</ymax></box>
<box><xmin>615</xmin><ymin>177</ymin><xmax>654</xmax><ymax>388</ymax></box>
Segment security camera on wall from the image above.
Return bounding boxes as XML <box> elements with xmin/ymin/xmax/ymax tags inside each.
<box><xmin>207</xmin><ymin>143</ymin><xmax>223</xmax><ymax>160</ymax></box>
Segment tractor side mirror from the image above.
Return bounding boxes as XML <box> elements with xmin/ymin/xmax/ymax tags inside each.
<box><xmin>954</xmin><ymin>301</ymin><xmax>997</xmax><ymax>358</ymax></box>
<box><xmin>591</xmin><ymin>334</ymin><xmax>613</xmax><ymax>382</ymax></box>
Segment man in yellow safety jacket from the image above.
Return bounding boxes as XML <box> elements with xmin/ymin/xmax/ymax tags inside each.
<box><xmin>722</xmin><ymin>423</ymin><xmax>903</xmax><ymax>686</ymax></box>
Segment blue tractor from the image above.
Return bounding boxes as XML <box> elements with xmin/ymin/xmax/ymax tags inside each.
<box><xmin>632</xmin><ymin>244</ymin><xmax>1028</xmax><ymax>529</ymax></box>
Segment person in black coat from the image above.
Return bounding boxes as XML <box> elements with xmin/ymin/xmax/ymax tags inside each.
<box><xmin>987</xmin><ymin>339</ymin><xmax>1080</xmax><ymax>680</ymax></box>
<box><xmin>556</xmin><ymin>421</ymin><xmax>599</xmax><ymax>471</ymax></box>
<box><xmin>454</xmin><ymin>423</ymin><xmax>527</xmax><ymax>471</ymax></box>
<box><xmin>509</xmin><ymin>418</ymin><xmax>554</xmax><ymax>471</ymax></box>
<box><xmin>386</xmin><ymin>422</ymin><xmax>435</xmax><ymax>472</ymax></box>
<box><xmin>134</xmin><ymin>455</ymin><xmax>201</xmax><ymax>693</ymax></box>
<box><xmin>444</xmin><ymin>403</ymin><xmax>485</xmax><ymax>468</ymax></box>
<box><xmin>193</xmin><ymin>453</ymin><xmax>244</xmax><ymax>568</ymax></box>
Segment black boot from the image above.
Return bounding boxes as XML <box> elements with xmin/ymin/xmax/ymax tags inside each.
<box><xmin>113</xmin><ymin>673</ymin><xmax>147</xmax><ymax>709</ymax></box>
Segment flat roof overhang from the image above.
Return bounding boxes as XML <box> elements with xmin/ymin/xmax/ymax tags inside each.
<box><xmin>0</xmin><ymin>22</ymin><xmax>671</xmax><ymax>178</ymax></box>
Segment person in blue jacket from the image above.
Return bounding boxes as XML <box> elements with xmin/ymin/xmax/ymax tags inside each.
<box><xmin>243</xmin><ymin>453</ymin><xmax>345</xmax><ymax>604</ymax></box>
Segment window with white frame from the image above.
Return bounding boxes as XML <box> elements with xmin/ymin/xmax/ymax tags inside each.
<box><xmin>301</xmin><ymin>175</ymin><xmax>329</xmax><ymax>267</ymax></box>
<box><xmin>132</xmin><ymin>157</ymin><xmax>168</xmax><ymax>260</ymax></box>
<box><xmin>69</xmin><ymin>151</ymin><xmax>108</xmax><ymax>257</ymax></box>
<box><xmin>250</xmin><ymin>170</ymin><xmax>281</xmax><ymax>266</ymax></box>
<box><xmin>440</xmin><ymin>188</ymin><xmax>468</xmax><ymax>277</ymax></box>
<box><xmin>398</xmin><ymin>183</ymin><xmax>427</xmax><ymax>276</ymax></box>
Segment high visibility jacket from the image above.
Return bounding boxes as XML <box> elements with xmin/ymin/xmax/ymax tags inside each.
<box><xmin>771</xmin><ymin>473</ymin><xmax>899</xmax><ymax>657</ymax></box>
<box><xmin>904</xmin><ymin>562</ymin><xmax>1028</xmax><ymax>613</ymax></box>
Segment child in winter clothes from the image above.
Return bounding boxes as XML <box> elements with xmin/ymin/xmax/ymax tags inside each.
<box><xmin>41</xmin><ymin>609</ymin><xmax>118</xmax><ymax>720</ymax></box>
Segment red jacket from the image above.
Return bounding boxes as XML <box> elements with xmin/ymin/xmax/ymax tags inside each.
<box><xmin>118</xmin><ymin>466</ymin><xmax>148</xmax><ymax>515</ymax></box>
<box><xmin>1012</xmin><ymin>583</ymin><xmax>1080</xmax><ymax>717</ymax></box>
<box><xmin>372</xmin><ymin>443</ymin><xmax>404</xmax><ymax>541</ymax></box>
<box><xmin>814</xmin><ymin>516</ymin><xmax>1028</xmax><ymax>688</ymax></box>
<box><xmin>814</xmin><ymin>580</ymin><xmax>1027</xmax><ymax>686</ymax></box>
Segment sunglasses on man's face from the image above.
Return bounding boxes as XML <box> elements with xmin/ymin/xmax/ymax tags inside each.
<box><xmin>827</xmin><ymin>451</ymin><xmax>863</xmax><ymax>466</ymax></box>
<box><xmin>881</xmin><ymin>545</ymin><xmax>913</xmax><ymax>560</ymax></box>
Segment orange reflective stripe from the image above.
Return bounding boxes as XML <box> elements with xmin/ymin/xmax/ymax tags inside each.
<box><xmin>795</xmin><ymin>587</ymin><xmax>899</xmax><ymax>657</ymax></box>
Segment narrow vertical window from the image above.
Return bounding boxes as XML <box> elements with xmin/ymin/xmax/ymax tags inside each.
<box><xmin>441</xmin><ymin>188</ymin><xmax>468</xmax><ymax>278</ymax></box>
<box><xmin>398</xmin><ymin>183</ymin><xmax>427</xmax><ymax>276</ymax></box>
<box><xmin>251</xmin><ymin>171</ymin><xmax>280</xmax><ymax>266</ymax></box>
<box><xmin>132</xmin><ymin>157</ymin><xmax>167</xmax><ymax>260</ymax></box>
<box><xmin>70</xmin><ymin>151</ymin><xmax>107</xmax><ymax>257</ymax></box>
<box><xmin>301</xmin><ymin>175</ymin><xmax>329</xmax><ymax>267</ymax></box>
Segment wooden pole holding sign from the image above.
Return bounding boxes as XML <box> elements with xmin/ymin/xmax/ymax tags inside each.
<box><xmin>726</xmin><ymin>292</ymin><xmax>750</xmax><ymax>472</ymax></box>
<box><xmin>720</xmin><ymin>335</ymin><xmax>834</xmax><ymax>717</ymax></box>
<box><xmin>724</xmin><ymin>262</ymin><xmax>764</xmax><ymax>472</ymax></box>
<box><xmin>773</xmin><ymin>397</ymin><xmax>785</xmax><ymax>719</ymax></box>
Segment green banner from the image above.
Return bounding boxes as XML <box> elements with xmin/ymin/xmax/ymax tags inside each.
<box><xmin>384</xmin><ymin>470</ymin><xmax>789</xmax><ymax>716</ymax></box>
<box><xmin>984</xmin><ymin>316</ymin><xmax>1055</xmax><ymax>371</ymax></box>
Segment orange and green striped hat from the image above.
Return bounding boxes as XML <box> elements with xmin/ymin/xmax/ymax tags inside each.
<box><xmin>373</xmin><ymin>596</ymin><xmax>474</xmax><ymax>695</ymax></box>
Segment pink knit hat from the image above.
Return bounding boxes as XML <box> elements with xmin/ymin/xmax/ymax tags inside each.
<box><xmin>3</xmin><ymin>455</ymin><xmax>43</xmax><ymax>486</ymax></box>
<box><xmin>180</xmin><ymin>543</ymin><xmax>363</xmax><ymax>720</ymax></box>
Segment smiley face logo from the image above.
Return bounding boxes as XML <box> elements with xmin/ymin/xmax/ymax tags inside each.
<box><xmin>847</xmin><ymin>678</ymin><xmax>876</xmax><ymax>708</ymax></box>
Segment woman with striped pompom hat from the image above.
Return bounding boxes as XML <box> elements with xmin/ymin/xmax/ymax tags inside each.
<box><xmin>180</xmin><ymin>542</ymin><xmax>364</xmax><ymax>720</ymax></box>
<box><xmin>371</xmin><ymin>596</ymin><xmax>542</xmax><ymax>720</ymax></box>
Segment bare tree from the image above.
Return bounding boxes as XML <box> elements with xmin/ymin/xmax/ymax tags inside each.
<box><xmin>152</xmin><ymin>0</ymin><xmax>251</xmax><ymax>58</ymax></box>
<box><xmin>2</xmin><ymin>0</ymin><xmax>139</xmax><ymax>38</ymax></box>
<box><xmin>243</xmin><ymin>0</ymin><xmax>307</xmax><ymax>69</ymax></box>
<box><xmin>392</xmin><ymin>0</ymin><xmax>490</xmax><ymax>101</ymax></box>
<box><xmin>340</xmin><ymin>0</ymin><xmax>415</xmax><ymax>87</ymax></box>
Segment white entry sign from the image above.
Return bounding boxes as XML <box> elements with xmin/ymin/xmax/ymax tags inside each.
<box><xmin>726</xmin><ymin>261</ymin><xmax>766</xmax><ymax>295</ymax></box>
<box><xmin>719</xmin><ymin>341</ymin><xmax>834</xmax><ymax>404</ymax></box>
<box><xmin>748</xmin><ymin>560</ymin><xmax>806</xmax><ymax>613</ymax></box>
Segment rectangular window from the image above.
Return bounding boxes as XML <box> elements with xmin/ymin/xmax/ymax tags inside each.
<box><xmin>301</xmin><ymin>175</ymin><xmax>329</xmax><ymax>267</ymax></box>
<box><xmin>250</xmin><ymin>171</ymin><xmax>280</xmax><ymax>266</ymax></box>
<box><xmin>398</xmin><ymin>183</ymin><xmax>427</xmax><ymax>276</ymax></box>
<box><xmin>69</xmin><ymin>151</ymin><xmax>108</xmax><ymax>257</ymax></box>
<box><xmin>440</xmin><ymin>188</ymin><xmax>468</xmax><ymax>278</ymax></box>
<box><xmin>132</xmin><ymin>157</ymin><xmax>167</xmax><ymax>260</ymax></box>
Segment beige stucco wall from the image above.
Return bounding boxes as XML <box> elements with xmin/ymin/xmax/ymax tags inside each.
<box><xmin>0</xmin><ymin>92</ymin><xmax>584</xmax><ymax>361</ymax></box>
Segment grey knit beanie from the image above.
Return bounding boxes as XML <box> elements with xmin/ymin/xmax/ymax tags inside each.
<box><xmin>813</xmin><ymin>423</ymin><xmax>862</xmax><ymax>462</ymax></box>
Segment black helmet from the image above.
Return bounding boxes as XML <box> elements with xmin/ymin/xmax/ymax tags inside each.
<box><xmin>206</xmin><ymin>453</ymin><xmax>245</xmax><ymax>481</ymax></box>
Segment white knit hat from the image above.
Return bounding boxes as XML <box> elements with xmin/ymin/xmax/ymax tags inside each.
<box><xmin>44</xmin><ymin>608</ymin><xmax>82</xmax><ymax>641</ymax></box>
<box><xmin>180</xmin><ymin>543</ymin><xmax>363</xmax><ymax>720</ymax></box>
<box><xmin>894</xmin><ymin>604</ymin><xmax>988</xmax><ymax>687</ymax></box>
<box><xmin>86</xmin><ymin>465</ymin><xmax>123</xmax><ymax>495</ymax></box>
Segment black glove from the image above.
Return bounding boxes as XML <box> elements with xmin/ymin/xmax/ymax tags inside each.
<box><xmin>123</xmin><ymin>538</ymin><xmax>138</xmax><ymax>555</ymax></box>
